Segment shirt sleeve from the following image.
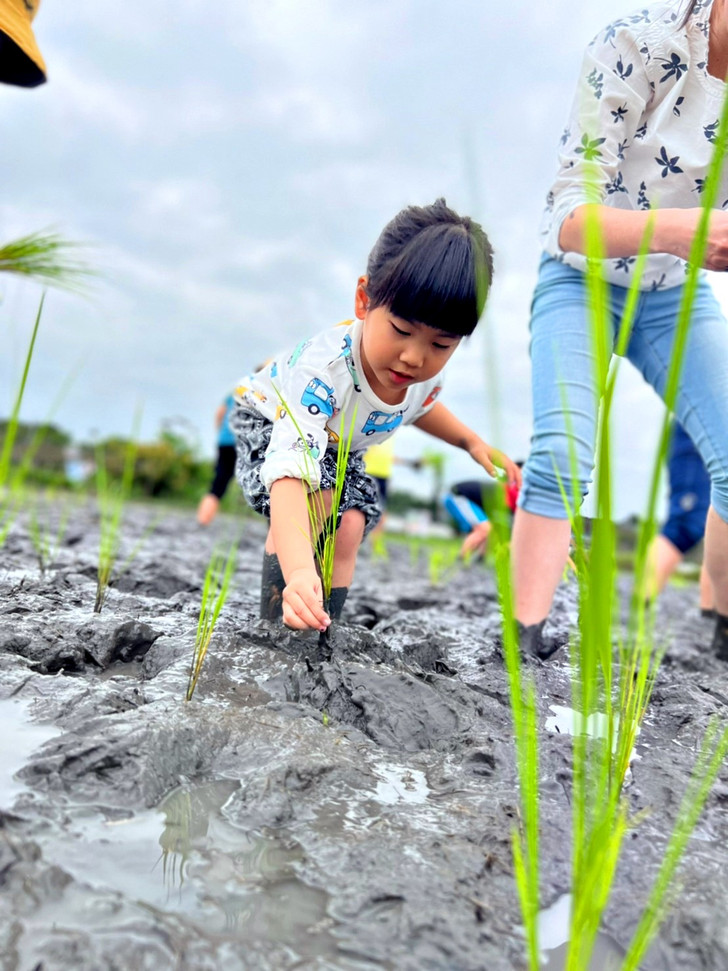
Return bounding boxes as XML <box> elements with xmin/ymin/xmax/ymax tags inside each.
<box><xmin>546</xmin><ymin>28</ymin><xmax>653</xmax><ymax>254</ymax></box>
<box><xmin>409</xmin><ymin>379</ymin><xmax>444</xmax><ymax>423</ymax></box>
<box><xmin>259</xmin><ymin>364</ymin><xmax>337</xmax><ymax>492</ymax></box>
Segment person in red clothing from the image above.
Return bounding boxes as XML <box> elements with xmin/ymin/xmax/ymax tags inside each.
<box><xmin>443</xmin><ymin>467</ymin><xmax>522</xmax><ymax>560</ymax></box>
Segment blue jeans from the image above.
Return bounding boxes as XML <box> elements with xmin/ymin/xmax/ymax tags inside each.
<box><xmin>519</xmin><ymin>255</ymin><xmax>728</xmax><ymax>522</ymax></box>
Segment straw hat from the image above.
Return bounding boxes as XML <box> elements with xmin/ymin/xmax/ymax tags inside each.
<box><xmin>0</xmin><ymin>0</ymin><xmax>46</xmax><ymax>87</ymax></box>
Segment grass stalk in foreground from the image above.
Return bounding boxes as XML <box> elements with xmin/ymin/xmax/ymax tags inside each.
<box><xmin>186</xmin><ymin>538</ymin><xmax>238</xmax><ymax>701</ymax></box>
<box><xmin>0</xmin><ymin>296</ymin><xmax>44</xmax><ymax>546</ymax></box>
<box><xmin>489</xmin><ymin>487</ymin><xmax>540</xmax><ymax>970</ymax></box>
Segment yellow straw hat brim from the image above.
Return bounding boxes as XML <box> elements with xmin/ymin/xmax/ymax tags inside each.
<box><xmin>0</xmin><ymin>0</ymin><xmax>46</xmax><ymax>82</ymax></box>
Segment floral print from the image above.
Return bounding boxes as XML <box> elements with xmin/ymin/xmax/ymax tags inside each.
<box><xmin>540</xmin><ymin>0</ymin><xmax>728</xmax><ymax>290</ymax></box>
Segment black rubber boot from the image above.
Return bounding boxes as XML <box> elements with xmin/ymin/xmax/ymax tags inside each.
<box><xmin>711</xmin><ymin>612</ymin><xmax>728</xmax><ymax>661</ymax></box>
<box><xmin>516</xmin><ymin>620</ymin><xmax>564</xmax><ymax>661</ymax></box>
<box><xmin>702</xmin><ymin>607</ymin><xmax>717</xmax><ymax>620</ymax></box>
<box><xmin>260</xmin><ymin>552</ymin><xmax>285</xmax><ymax>621</ymax></box>
<box><xmin>327</xmin><ymin>586</ymin><xmax>348</xmax><ymax>621</ymax></box>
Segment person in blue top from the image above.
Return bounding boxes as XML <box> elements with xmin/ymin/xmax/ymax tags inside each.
<box><xmin>196</xmin><ymin>394</ymin><xmax>237</xmax><ymax>526</ymax></box>
<box><xmin>510</xmin><ymin>0</ymin><xmax>728</xmax><ymax>661</ymax></box>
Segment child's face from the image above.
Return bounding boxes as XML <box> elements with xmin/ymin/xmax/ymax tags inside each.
<box><xmin>355</xmin><ymin>280</ymin><xmax>461</xmax><ymax>405</ymax></box>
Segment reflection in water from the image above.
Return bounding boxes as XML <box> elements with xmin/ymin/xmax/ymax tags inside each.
<box><xmin>539</xmin><ymin>893</ymin><xmax>625</xmax><ymax>971</ymax></box>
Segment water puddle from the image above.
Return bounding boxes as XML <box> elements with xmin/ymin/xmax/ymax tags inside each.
<box><xmin>539</xmin><ymin>893</ymin><xmax>625</xmax><ymax>970</ymax></box>
<box><xmin>545</xmin><ymin>704</ymin><xmax>639</xmax><ymax>762</ymax></box>
<box><xmin>38</xmin><ymin>778</ymin><xmax>338</xmax><ymax>958</ymax></box>
<box><xmin>0</xmin><ymin>695</ymin><xmax>59</xmax><ymax>806</ymax></box>
<box><xmin>374</xmin><ymin>764</ymin><xmax>430</xmax><ymax>805</ymax></box>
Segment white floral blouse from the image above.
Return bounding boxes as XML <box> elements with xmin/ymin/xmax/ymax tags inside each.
<box><xmin>540</xmin><ymin>0</ymin><xmax>728</xmax><ymax>289</ymax></box>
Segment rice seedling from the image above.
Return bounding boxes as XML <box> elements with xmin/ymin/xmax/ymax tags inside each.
<box><xmin>27</xmin><ymin>488</ymin><xmax>73</xmax><ymax>577</ymax></box>
<box><xmin>370</xmin><ymin>532</ymin><xmax>389</xmax><ymax>560</ymax></box>
<box><xmin>94</xmin><ymin>429</ymin><xmax>139</xmax><ymax>613</ymax></box>
<box><xmin>493</xmin><ymin>85</ymin><xmax>728</xmax><ymax>969</ymax></box>
<box><xmin>186</xmin><ymin>538</ymin><xmax>238</xmax><ymax>701</ymax></box>
<box><xmin>0</xmin><ymin>230</ymin><xmax>95</xmax><ymax>293</ymax></box>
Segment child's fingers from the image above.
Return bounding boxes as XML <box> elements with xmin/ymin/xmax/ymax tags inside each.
<box><xmin>283</xmin><ymin>588</ymin><xmax>330</xmax><ymax>631</ymax></box>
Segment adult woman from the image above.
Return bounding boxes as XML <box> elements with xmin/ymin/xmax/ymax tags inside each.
<box><xmin>512</xmin><ymin>0</ymin><xmax>728</xmax><ymax>659</ymax></box>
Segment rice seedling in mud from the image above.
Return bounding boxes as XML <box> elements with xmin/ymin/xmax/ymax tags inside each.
<box><xmin>491</xmin><ymin>92</ymin><xmax>728</xmax><ymax>971</ymax></box>
<box><xmin>186</xmin><ymin>538</ymin><xmax>238</xmax><ymax>701</ymax></box>
<box><xmin>94</xmin><ymin>430</ymin><xmax>141</xmax><ymax>613</ymax></box>
<box><xmin>27</xmin><ymin>488</ymin><xmax>73</xmax><ymax>577</ymax></box>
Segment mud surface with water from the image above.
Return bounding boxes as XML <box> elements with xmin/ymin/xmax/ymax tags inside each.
<box><xmin>0</xmin><ymin>501</ymin><xmax>727</xmax><ymax>970</ymax></box>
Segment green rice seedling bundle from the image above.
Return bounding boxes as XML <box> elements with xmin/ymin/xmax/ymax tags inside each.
<box><xmin>27</xmin><ymin>487</ymin><xmax>73</xmax><ymax>577</ymax></box>
<box><xmin>94</xmin><ymin>432</ymin><xmax>138</xmax><ymax>613</ymax></box>
<box><xmin>186</xmin><ymin>538</ymin><xmax>238</xmax><ymax>701</ymax></box>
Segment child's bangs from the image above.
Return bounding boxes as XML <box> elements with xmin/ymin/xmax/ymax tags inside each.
<box><xmin>372</xmin><ymin>226</ymin><xmax>489</xmax><ymax>336</ymax></box>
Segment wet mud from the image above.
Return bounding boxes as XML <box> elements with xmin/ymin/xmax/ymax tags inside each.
<box><xmin>0</xmin><ymin>501</ymin><xmax>727</xmax><ymax>970</ymax></box>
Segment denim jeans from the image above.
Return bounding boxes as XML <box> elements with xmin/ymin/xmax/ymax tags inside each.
<box><xmin>519</xmin><ymin>255</ymin><xmax>728</xmax><ymax>522</ymax></box>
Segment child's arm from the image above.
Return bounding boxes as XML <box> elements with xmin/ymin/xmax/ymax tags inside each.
<box><xmin>414</xmin><ymin>402</ymin><xmax>522</xmax><ymax>486</ymax></box>
<box><xmin>269</xmin><ymin>477</ymin><xmax>331</xmax><ymax>632</ymax></box>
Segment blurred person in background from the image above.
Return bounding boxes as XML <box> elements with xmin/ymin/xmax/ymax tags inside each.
<box><xmin>646</xmin><ymin>420</ymin><xmax>714</xmax><ymax>614</ymax></box>
<box><xmin>197</xmin><ymin>394</ymin><xmax>237</xmax><ymax>526</ymax></box>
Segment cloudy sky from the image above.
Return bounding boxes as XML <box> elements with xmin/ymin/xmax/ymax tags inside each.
<box><xmin>0</xmin><ymin>0</ymin><xmax>710</xmax><ymax>519</ymax></box>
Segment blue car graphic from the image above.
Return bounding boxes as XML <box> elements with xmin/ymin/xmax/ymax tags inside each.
<box><xmin>362</xmin><ymin>410</ymin><xmax>404</xmax><ymax>436</ymax></box>
<box><xmin>287</xmin><ymin>339</ymin><xmax>311</xmax><ymax>367</ymax></box>
<box><xmin>301</xmin><ymin>377</ymin><xmax>337</xmax><ymax>418</ymax></box>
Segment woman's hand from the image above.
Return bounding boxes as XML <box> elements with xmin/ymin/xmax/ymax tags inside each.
<box><xmin>282</xmin><ymin>567</ymin><xmax>331</xmax><ymax>631</ymax></box>
<box><xmin>469</xmin><ymin>440</ymin><xmax>522</xmax><ymax>487</ymax></box>
<box><xmin>656</xmin><ymin>208</ymin><xmax>728</xmax><ymax>270</ymax></box>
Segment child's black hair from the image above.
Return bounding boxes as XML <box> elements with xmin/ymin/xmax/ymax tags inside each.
<box><xmin>364</xmin><ymin>198</ymin><xmax>494</xmax><ymax>337</ymax></box>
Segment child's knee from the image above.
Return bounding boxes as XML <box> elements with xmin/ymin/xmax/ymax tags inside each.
<box><xmin>337</xmin><ymin>509</ymin><xmax>365</xmax><ymax>551</ymax></box>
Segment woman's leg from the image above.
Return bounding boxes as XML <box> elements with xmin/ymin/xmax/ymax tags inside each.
<box><xmin>514</xmin><ymin>258</ymin><xmax>614</xmax><ymax>630</ymax></box>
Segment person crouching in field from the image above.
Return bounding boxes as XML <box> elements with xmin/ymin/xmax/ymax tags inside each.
<box><xmin>230</xmin><ymin>198</ymin><xmax>521</xmax><ymax>631</ymax></box>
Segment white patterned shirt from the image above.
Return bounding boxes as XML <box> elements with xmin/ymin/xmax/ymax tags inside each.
<box><xmin>233</xmin><ymin>318</ymin><xmax>443</xmax><ymax>491</ymax></box>
<box><xmin>540</xmin><ymin>0</ymin><xmax>728</xmax><ymax>289</ymax></box>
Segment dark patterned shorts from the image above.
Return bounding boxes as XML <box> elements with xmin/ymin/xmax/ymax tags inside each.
<box><xmin>229</xmin><ymin>405</ymin><xmax>382</xmax><ymax>536</ymax></box>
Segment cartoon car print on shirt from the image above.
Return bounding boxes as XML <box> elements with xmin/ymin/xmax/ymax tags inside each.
<box><xmin>301</xmin><ymin>377</ymin><xmax>338</xmax><ymax>418</ymax></box>
<box><xmin>287</xmin><ymin>339</ymin><xmax>312</xmax><ymax>368</ymax></box>
<box><xmin>339</xmin><ymin>334</ymin><xmax>362</xmax><ymax>392</ymax></box>
<box><xmin>291</xmin><ymin>434</ymin><xmax>320</xmax><ymax>460</ymax></box>
<box><xmin>270</xmin><ymin>361</ymin><xmax>278</xmax><ymax>378</ymax></box>
<box><xmin>362</xmin><ymin>410</ymin><xmax>404</xmax><ymax>436</ymax></box>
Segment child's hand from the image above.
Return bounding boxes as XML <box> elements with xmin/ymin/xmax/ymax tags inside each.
<box><xmin>469</xmin><ymin>441</ymin><xmax>522</xmax><ymax>487</ymax></box>
<box><xmin>282</xmin><ymin>567</ymin><xmax>332</xmax><ymax>632</ymax></box>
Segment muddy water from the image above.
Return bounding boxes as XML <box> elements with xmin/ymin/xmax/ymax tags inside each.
<box><xmin>0</xmin><ymin>501</ymin><xmax>727</xmax><ymax>969</ymax></box>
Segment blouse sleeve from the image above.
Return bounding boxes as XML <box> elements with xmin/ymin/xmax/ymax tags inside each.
<box><xmin>546</xmin><ymin>28</ymin><xmax>653</xmax><ymax>254</ymax></box>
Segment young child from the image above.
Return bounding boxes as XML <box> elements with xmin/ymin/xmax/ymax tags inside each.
<box><xmin>230</xmin><ymin>198</ymin><xmax>521</xmax><ymax>631</ymax></box>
